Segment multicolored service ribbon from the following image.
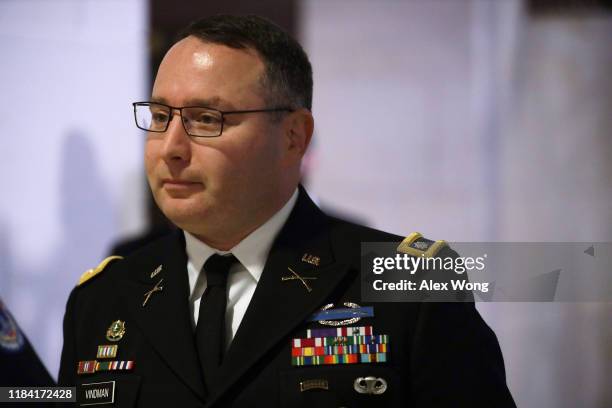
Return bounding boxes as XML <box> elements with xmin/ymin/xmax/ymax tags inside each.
<box><xmin>292</xmin><ymin>343</ymin><xmax>388</xmax><ymax>357</ymax></box>
<box><xmin>292</xmin><ymin>334</ymin><xmax>389</xmax><ymax>348</ymax></box>
<box><xmin>306</xmin><ymin>326</ymin><xmax>373</xmax><ymax>338</ymax></box>
<box><xmin>292</xmin><ymin>352</ymin><xmax>387</xmax><ymax>366</ymax></box>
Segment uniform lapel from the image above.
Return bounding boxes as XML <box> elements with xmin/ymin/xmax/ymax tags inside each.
<box><xmin>208</xmin><ymin>187</ymin><xmax>353</xmax><ymax>406</ymax></box>
<box><xmin>119</xmin><ymin>231</ymin><xmax>206</xmax><ymax>401</ymax></box>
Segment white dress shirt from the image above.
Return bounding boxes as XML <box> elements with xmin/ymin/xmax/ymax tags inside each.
<box><xmin>184</xmin><ymin>188</ymin><xmax>298</xmax><ymax>347</ymax></box>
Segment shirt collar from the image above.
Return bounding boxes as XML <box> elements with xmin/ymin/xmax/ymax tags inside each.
<box><xmin>184</xmin><ymin>188</ymin><xmax>299</xmax><ymax>282</ymax></box>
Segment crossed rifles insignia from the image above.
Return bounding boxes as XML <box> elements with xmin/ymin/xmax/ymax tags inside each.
<box><xmin>282</xmin><ymin>267</ymin><xmax>317</xmax><ymax>293</ymax></box>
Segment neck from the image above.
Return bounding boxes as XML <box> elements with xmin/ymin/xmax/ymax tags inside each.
<box><xmin>192</xmin><ymin>187</ymin><xmax>296</xmax><ymax>251</ymax></box>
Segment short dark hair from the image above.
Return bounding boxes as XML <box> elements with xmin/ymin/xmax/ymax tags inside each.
<box><xmin>178</xmin><ymin>15</ymin><xmax>313</xmax><ymax>111</ymax></box>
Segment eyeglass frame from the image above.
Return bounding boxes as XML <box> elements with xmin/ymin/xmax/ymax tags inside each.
<box><xmin>132</xmin><ymin>101</ymin><xmax>294</xmax><ymax>138</ymax></box>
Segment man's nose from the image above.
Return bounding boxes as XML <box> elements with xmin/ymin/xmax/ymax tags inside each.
<box><xmin>161</xmin><ymin>110</ymin><xmax>191</xmax><ymax>162</ymax></box>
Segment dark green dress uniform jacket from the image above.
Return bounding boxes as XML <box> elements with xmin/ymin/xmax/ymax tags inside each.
<box><xmin>58</xmin><ymin>188</ymin><xmax>516</xmax><ymax>407</ymax></box>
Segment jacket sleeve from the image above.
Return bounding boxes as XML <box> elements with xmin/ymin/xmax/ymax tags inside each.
<box><xmin>57</xmin><ymin>287</ymin><xmax>78</xmax><ymax>386</ymax></box>
<box><xmin>410</xmin><ymin>301</ymin><xmax>516</xmax><ymax>407</ymax></box>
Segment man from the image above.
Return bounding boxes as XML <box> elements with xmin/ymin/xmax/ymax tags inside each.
<box><xmin>59</xmin><ymin>15</ymin><xmax>515</xmax><ymax>407</ymax></box>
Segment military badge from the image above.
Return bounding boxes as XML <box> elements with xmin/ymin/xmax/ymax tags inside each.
<box><xmin>301</xmin><ymin>253</ymin><xmax>321</xmax><ymax>266</ymax></box>
<box><xmin>106</xmin><ymin>320</ymin><xmax>126</xmax><ymax>342</ymax></box>
<box><xmin>396</xmin><ymin>232</ymin><xmax>447</xmax><ymax>258</ymax></box>
<box><xmin>143</xmin><ymin>278</ymin><xmax>164</xmax><ymax>307</ymax></box>
<box><xmin>309</xmin><ymin>302</ymin><xmax>374</xmax><ymax>326</ymax></box>
<box><xmin>354</xmin><ymin>376</ymin><xmax>388</xmax><ymax>395</ymax></box>
<box><xmin>150</xmin><ymin>264</ymin><xmax>163</xmax><ymax>279</ymax></box>
<box><xmin>300</xmin><ymin>379</ymin><xmax>329</xmax><ymax>392</ymax></box>
<box><xmin>0</xmin><ymin>300</ymin><xmax>24</xmax><ymax>352</ymax></box>
<box><xmin>281</xmin><ymin>267</ymin><xmax>317</xmax><ymax>293</ymax></box>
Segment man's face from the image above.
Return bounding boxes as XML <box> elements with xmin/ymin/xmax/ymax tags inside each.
<box><xmin>145</xmin><ymin>37</ymin><xmax>291</xmax><ymax>243</ymax></box>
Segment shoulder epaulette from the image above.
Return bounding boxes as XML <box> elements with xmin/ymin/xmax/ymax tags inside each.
<box><xmin>397</xmin><ymin>232</ymin><xmax>447</xmax><ymax>258</ymax></box>
<box><xmin>78</xmin><ymin>256</ymin><xmax>124</xmax><ymax>286</ymax></box>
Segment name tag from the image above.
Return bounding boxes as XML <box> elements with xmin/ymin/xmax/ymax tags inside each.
<box><xmin>78</xmin><ymin>381</ymin><xmax>115</xmax><ymax>406</ymax></box>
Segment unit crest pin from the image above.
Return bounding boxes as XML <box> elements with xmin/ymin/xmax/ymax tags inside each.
<box><xmin>106</xmin><ymin>320</ymin><xmax>126</xmax><ymax>342</ymax></box>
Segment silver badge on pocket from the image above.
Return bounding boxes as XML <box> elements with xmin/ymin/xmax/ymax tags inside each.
<box><xmin>353</xmin><ymin>376</ymin><xmax>387</xmax><ymax>395</ymax></box>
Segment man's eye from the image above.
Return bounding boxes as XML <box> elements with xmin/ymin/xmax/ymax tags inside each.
<box><xmin>151</xmin><ymin>112</ymin><xmax>169</xmax><ymax>123</ymax></box>
<box><xmin>195</xmin><ymin>114</ymin><xmax>221</xmax><ymax>124</ymax></box>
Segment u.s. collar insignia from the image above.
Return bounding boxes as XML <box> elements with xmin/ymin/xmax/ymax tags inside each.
<box><xmin>309</xmin><ymin>302</ymin><xmax>374</xmax><ymax>326</ymax></box>
<box><xmin>0</xmin><ymin>300</ymin><xmax>24</xmax><ymax>352</ymax></box>
<box><xmin>150</xmin><ymin>264</ymin><xmax>163</xmax><ymax>279</ymax></box>
<box><xmin>142</xmin><ymin>278</ymin><xmax>164</xmax><ymax>307</ymax></box>
<box><xmin>281</xmin><ymin>267</ymin><xmax>317</xmax><ymax>293</ymax></box>
<box><xmin>301</xmin><ymin>253</ymin><xmax>321</xmax><ymax>266</ymax></box>
<box><xmin>106</xmin><ymin>320</ymin><xmax>126</xmax><ymax>342</ymax></box>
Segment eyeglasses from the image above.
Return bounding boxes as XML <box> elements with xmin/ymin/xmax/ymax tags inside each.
<box><xmin>132</xmin><ymin>102</ymin><xmax>293</xmax><ymax>137</ymax></box>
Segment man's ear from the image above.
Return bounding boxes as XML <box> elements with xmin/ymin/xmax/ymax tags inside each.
<box><xmin>283</xmin><ymin>108</ymin><xmax>314</xmax><ymax>162</ymax></box>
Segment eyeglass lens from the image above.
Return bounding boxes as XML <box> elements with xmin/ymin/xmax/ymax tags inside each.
<box><xmin>134</xmin><ymin>103</ymin><xmax>223</xmax><ymax>137</ymax></box>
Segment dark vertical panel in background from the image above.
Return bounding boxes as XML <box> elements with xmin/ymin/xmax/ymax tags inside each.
<box><xmin>528</xmin><ymin>0</ymin><xmax>612</xmax><ymax>16</ymax></box>
<box><xmin>144</xmin><ymin>1</ymin><xmax>297</xmax><ymax>233</ymax></box>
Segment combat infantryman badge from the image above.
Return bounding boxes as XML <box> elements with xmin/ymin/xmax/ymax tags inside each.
<box><xmin>309</xmin><ymin>302</ymin><xmax>374</xmax><ymax>326</ymax></box>
<box><xmin>106</xmin><ymin>320</ymin><xmax>126</xmax><ymax>342</ymax></box>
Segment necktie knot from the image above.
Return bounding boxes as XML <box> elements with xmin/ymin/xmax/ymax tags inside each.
<box><xmin>204</xmin><ymin>254</ymin><xmax>236</xmax><ymax>288</ymax></box>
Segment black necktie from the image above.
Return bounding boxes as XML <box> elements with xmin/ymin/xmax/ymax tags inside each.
<box><xmin>195</xmin><ymin>253</ymin><xmax>236</xmax><ymax>393</ymax></box>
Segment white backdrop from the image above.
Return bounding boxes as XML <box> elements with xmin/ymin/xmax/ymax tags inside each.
<box><xmin>301</xmin><ymin>1</ymin><xmax>612</xmax><ymax>407</ymax></box>
<box><xmin>0</xmin><ymin>0</ymin><xmax>147</xmax><ymax>378</ymax></box>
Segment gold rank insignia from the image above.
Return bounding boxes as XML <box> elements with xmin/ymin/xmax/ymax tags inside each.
<box><xmin>396</xmin><ymin>232</ymin><xmax>447</xmax><ymax>258</ymax></box>
<box><xmin>78</xmin><ymin>256</ymin><xmax>124</xmax><ymax>286</ymax></box>
<box><xmin>106</xmin><ymin>320</ymin><xmax>126</xmax><ymax>342</ymax></box>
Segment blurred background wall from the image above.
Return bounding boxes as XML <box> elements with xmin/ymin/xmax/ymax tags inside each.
<box><xmin>0</xmin><ymin>0</ymin><xmax>610</xmax><ymax>406</ymax></box>
<box><xmin>0</xmin><ymin>0</ymin><xmax>148</xmax><ymax>379</ymax></box>
<box><xmin>301</xmin><ymin>2</ymin><xmax>612</xmax><ymax>407</ymax></box>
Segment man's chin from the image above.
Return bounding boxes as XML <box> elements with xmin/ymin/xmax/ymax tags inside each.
<box><xmin>158</xmin><ymin>203</ymin><xmax>211</xmax><ymax>230</ymax></box>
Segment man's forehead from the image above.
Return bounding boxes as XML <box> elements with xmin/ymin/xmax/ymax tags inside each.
<box><xmin>150</xmin><ymin>95</ymin><xmax>235</xmax><ymax>110</ymax></box>
<box><xmin>153</xmin><ymin>37</ymin><xmax>265</xmax><ymax>106</ymax></box>
<box><xmin>164</xmin><ymin>36</ymin><xmax>261</xmax><ymax>67</ymax></box>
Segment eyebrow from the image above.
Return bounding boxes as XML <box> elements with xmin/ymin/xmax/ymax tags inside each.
<box><xmin>150</xmin><ymin>96</ymin><xmax>234</xmax><ymax>109</ymax></box>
